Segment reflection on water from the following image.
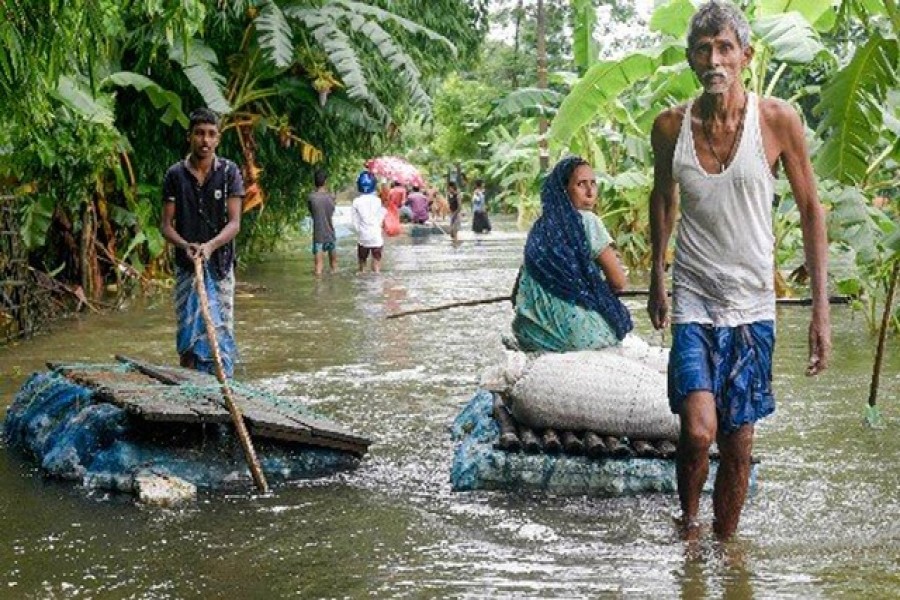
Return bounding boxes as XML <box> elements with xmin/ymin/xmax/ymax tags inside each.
<box><xmin>0</xmin><ymin>218</ymin><xmax>898</xmax><ymax>598</ymax></box>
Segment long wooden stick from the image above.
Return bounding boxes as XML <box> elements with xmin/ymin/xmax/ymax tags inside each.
<box><xmin>194</xmin><ymin>255</ymin><xmax>269</xmax><ymax>494</ymax></box>
<box><xmin>868</xmin><ymin>259</ymin><xmax>899</xmax><ymax>408</ymax></box>
<box><xmin>385</xmin><ymin>290</ymin><xmax>852</xmax><ymax>319</ymax></box>
<box><xmin>386</xmin><ymin>294</ymin><xmax>511</xmax><ymax>319</ymax></box>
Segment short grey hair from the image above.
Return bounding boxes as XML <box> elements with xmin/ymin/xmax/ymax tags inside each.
<box><xmin>687</xmin><ymin>1</ymin><xmax>752</xmax><ymax>51</ymax></box>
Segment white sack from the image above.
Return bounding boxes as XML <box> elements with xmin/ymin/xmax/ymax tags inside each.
<box><xmin>506</xmin><ymin>350</ymin><xmax>680</xmax><ymax>441</ymax></box>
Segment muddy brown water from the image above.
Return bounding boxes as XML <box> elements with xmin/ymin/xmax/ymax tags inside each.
<box><xmin>1</xmin><ymin>218</ymin><xmax>897</xmax><ymax>598</ymax></box>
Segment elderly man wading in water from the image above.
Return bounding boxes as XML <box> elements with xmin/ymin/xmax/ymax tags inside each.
<box><xmin>647</xmin><ymin>1</ymin><xmax>831</xmax><ymax>540</ymax></box>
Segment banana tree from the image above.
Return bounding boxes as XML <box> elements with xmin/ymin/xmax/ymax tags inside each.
<box><xmin>478</xmin><ymin>124</ymin><xmax>543</xmax><ymax>227</ymax></box>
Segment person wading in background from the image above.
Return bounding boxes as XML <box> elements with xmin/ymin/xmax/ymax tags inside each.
<box><xmin>307</xmin><ymin>168</ymin><xmax>337</xmax><ymax>276</ymax></box>
<box><xmin>351</xmin><ymin>170</ymin><xmax>387</xmax><ymax>273</ymax></box>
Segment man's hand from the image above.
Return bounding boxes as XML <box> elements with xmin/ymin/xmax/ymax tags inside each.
<box><xmin>806</xmin><ymin>314</ymin><xmax>831</xmax><ymax>376</ymax></box>
<box><xmin>187</xmin><ymin>242</ymin><xmax>213</xmax><ymax>261</ymax></box>
<box><xmin>647</xmin><ymin>279</ymin><xmax>670</xmax><ymax>330</ymax></box>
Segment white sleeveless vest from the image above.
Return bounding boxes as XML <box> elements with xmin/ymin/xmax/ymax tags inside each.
<box><xmin>671</xmin><ymin>92</ymin><xmax>776</xmax><ymax>326</ymax></box>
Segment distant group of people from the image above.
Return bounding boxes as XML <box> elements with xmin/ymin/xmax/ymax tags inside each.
<box><xmin>302</xmin><ymin>170</ymin><xmax>492</xmax><ymax>273</ymax></box>
<box><xmin>161</xmin><ymin>1</ymin><xmax>831</xmax><ymax>545</ymax></box>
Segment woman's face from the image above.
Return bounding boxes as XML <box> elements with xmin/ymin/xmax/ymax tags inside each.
<box><xmin>566</xmin><ymin>164</ymin><xmax>597</xmax><ymax>211</ymax></box>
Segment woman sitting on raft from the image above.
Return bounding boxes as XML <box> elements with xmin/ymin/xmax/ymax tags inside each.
<box><xmin>511</xmin><ymin>156</ymin><xmax>633</xmax><ymax>352</ymax></box>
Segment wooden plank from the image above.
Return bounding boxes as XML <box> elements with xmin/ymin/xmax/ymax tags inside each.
<box><xmin>285</xmin><ymin>413</ymin><xmax>368</xmax><ymax>444</ymax></box>
<box><xmin>232</xmin><ymin>393</ymin><xmax>367</xmax><ymax>445</ymax></box>
<box><xmin>249</xmin><ymin>423</ymin><xmax>369</xmax><ymax>456</ymax></box>
<box><xmin>49</xmin><ymin>357</ymin><xmax>371</xmax><ymax>452</ymax></box>
<box><xmin>115</xmin><ymin>355</ymin><xmax>211</xmax><ymax>385</ymax></box>
<box><xmin>130</xmin><ymin>401</ymin><xmax>201</xmax><ymax>423</ymax></box>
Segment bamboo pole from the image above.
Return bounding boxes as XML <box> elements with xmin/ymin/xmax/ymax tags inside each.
<box><xmin>194</xmin><ymin>255</ymin><xmax>269</xmax><ymax>494</ymax></box>
<box><xmin>867</xmin><ymin>259</ymin><xmax>899</xmax><ymax>409</ymax></box>
<box><xmin>385</xmin><ymin>290</ymin><xmax>852</xmax><ymax>319</ymax></box>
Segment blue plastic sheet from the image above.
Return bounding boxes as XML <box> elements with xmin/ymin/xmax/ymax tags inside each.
<box><xmin>449</xmin><ymin>390</ymin><xmax>756</xmax><ymax>496</ymax></box>
<box><xmin>4</xmin><ymin>372</ymin><xmax>361</xmax><ymax>495</ymax></box>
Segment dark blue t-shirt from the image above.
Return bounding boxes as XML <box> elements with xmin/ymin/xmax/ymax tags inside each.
<box><xmin>163</xmin><ymin>157</ymin><xmax>245</xmax><ymax>279</ymax></box>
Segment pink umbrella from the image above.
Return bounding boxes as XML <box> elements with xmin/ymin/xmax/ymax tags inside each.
<box><xmin>365</xmin><ymin>156</ymin><xmax>426</xmax><ymax>188</ymax></box>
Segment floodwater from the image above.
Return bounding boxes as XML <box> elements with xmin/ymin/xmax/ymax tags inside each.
<box><xmin>0</xmin><ymin>217</ymin><xmax>898</xmax><ymax>599</ymax></box>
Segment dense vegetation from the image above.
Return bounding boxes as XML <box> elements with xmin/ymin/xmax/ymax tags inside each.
<box><xmin>0</xmin><ymin>0</ymin><xmax>486</xmax><ymax>305</ymax></box>
<box><xmin>0</xmin><ymin>0</ymin><xmax>897</xmax><ymax>337</ymax></box>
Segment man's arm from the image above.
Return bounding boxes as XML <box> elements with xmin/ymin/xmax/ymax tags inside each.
<box><xmin>160</xmin><ymin>172</ymin><xmax>193</xmax><ymax>254</ymax></box>
<box><xmin>772</xmin><ymin>100</ymin><xmax>831</xmax><ymax>375</ymax></box>
<box><xmin>647</xmin><ymin>109</ymin><xmax>681</xmax><ymax>330</ymax></box>
<box><xmin>161</xmin><ymin>201</ymin><xmax>191</xmax><ymax>252</ymax></box>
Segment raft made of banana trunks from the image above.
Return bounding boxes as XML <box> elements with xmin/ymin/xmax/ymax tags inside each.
<box><xmin>451</xmin><ymin>347</ymin><xmax>758</xmax><ymax>496</ymax></box>
<box><xmin>3</xmin><ymin>356</ymin><xmax>371</xmax><ymax>504</ymax></box>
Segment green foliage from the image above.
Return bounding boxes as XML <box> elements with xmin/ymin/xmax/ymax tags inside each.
<box><xmin>255</xmin><ymin>1</ymin><xmax>294</xmax><ymax>69</ymax></box>
<box><xmin>489</xmin><ymin>88</ymin><xmax>562</xmax><ymax>120</ymax></box>
<box><xmin>752</xmin><ymin>13</ymin><xmax>828</xmax><ymax>64</ymax></box>
<box><xmin>549</xmin><ymin>43</ymin><xmax>685</xmax><ymax>146</ymax></box>
<box><xmin>757</xmin><ymin>0</ymin><xmax>837</xmax><ymax>30</ymax></box>
<box><xmin>20</xmin><ymin>195</ymin><xmax>56</xmax><ymax>251</ymax></box>
<box><xmin>168</xmin><ymin>39</ymin><xmax>232</xmax><ymax>114</ymax></box>
<box><xmin>648</xmin><ymin>0</ymin><xmax>694</xmax><ymax>39</ymax></box>
<box><xmin>53</xmin><ymin>76</ymin><xmax>116</xmax><ymax>125</ymax></box>
<box><xmin>814</xmin><ymin>32</ymin><xmax>899</xmax><ymax>184</ymax></box>
<box><xmin>103</xmin><ymin>72</ymin><xmax>188</xmax><ymax>127</ymax></box>
<box><xmin>431</xmin><ymin>75</ymin><xmax>499</xmax><ymax>162</ymax></box>
<box><xmin>571</xmin><ymin>0</ymin><xmax>598</xmax><ymax>72</ymax></box>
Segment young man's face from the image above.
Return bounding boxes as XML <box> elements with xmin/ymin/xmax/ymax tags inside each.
<box><xmin>687</xmin><ymin>26</ymin><xmax>753</xmax><ymax>95</ymax></box>
<box><xmin>188</xmin><ymin>122</ymin><xmax>220</xmax><ymax>160</ymax></box>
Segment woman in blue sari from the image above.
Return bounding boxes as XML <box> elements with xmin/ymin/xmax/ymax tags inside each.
<box><xmin>512</xmin><ymin>156</ymin><xmax>633</xmax><ymax>352</ymax></box>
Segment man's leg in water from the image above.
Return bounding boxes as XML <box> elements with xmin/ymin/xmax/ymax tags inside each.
<box><xmin>713</xmin><ymin>424</ymin><xmax>754</xmax><ymax>540</ymax></box>
<box><xmin>677</xmin><ymin>391</ymin><xmax>717</xmax><ymax>535</ymax></box>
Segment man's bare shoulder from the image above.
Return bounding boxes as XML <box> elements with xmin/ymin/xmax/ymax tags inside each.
<box><xmin>653</xmin><ymin>104</ymin><xmax>688</xmax><ymax>143</ymax></box>
<box><xmin>758</xmin><ymin>96</ymin><xmax>802</xmax><ymax>129</ymax></box>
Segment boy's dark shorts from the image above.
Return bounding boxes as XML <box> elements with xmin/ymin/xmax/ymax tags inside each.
<box><xmin>312</xmin><ymin>241</ymin><xmax>336</xmax><ymax>254</ymax></box>
<box><xmin>357</xmin><ymin>245</ymin><xmax>383</xmax><ymax>261</ymax></box>
<box><xmin>668</xmin><ymin>321</ymin><xmax>776</xmax><ymax>434</ymax></box>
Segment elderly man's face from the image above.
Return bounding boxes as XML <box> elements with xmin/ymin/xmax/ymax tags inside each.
<box><xmin>687</xmin><ymin>26</ymin><xmax>753</xmax><ymax>95</ymax></box>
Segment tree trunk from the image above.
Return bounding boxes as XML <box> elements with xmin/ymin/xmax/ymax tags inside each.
<box><xmin>868</xmin><ymin>259</ymin><xmax>899</xmax><ymax>407</ymax></box>
<box><xmin>512</xmin><ymin>0</ymin><xmax>523</xmax><ymax>89</ymax></box>
<box><xmin>81</xmin><ymin>200</ymin><xmax>103</xmax><ymax>302</ymax></box>
<box><xmin>536</xmin><ymin>0</ymin><xmax>549</xmax><ymax>172</ymax></box>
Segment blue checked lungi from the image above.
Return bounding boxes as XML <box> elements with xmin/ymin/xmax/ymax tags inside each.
<box><xmin>668</xmin><ymin>321</ymin><xmax>776</xmax><ymax>434</ymax></box>
<box><xmin>174</xmin><ymin>265</ymin><xmax>237</xmax><ymax>378</ymax></box>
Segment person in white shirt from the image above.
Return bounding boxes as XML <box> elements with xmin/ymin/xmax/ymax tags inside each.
<box><xmin>351</xmin><ymin>170</ymin><xmax>387</xmax><ymax>273</ymax></box>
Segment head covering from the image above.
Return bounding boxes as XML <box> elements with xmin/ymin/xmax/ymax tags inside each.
<box><xmin>523</xmin><ymin>156</ymin><xmax>633</xmax><ymax>340</ymax></box>
<box><xmin>357</xmin><ymin>170</ymin><xmax>377</xmax><ymax>194</ymax></box>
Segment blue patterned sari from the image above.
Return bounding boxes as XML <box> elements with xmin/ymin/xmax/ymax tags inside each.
<box><xmin>512</xmin><ymin>156</ymin><xmax>632</xmax><ymax>352</ymax></box>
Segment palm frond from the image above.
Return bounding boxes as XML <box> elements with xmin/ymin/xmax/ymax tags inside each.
<box><xmin>489</xmin><ymin>88</ymin><xmax>562</xmax><ymax>120</ymax></box>
<box><xmin>332</xmin><ymin>0</ymin><xmax>457</xmax><ymax>56</ymax></box>
<box><xmin>346</xmin><ymin>14</ymin><xmax>432</xmax><ymax>117</ymax></box>
<box><xmin>323</xmin><ymin>96</ymin><xmax>382</xmax><ymax>133</ymax></box>
<box><xmin>571</xmin><ymin>0</ymin><xmax>598</xmax><ymax>71</ymax></box>
<box><xmin>753</xmin><ymin>12</ymin><xmax>827</xmax><ymax>64</ymax></box>
<box><xmin>255</xmin><ymin>0</ymin><xmax>294</xmax><ymax>69</ymax></box>
<box><xmin>287</xmin><ymin>7</ymin><xmax>391</xmax><ymax>124</ymax></box>
<box><xmin>550</xmin><ymin>42</ymin><xmax>684</xmax><ymax>145</ymax></box>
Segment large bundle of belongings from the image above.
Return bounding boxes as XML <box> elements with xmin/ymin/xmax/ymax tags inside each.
<box><xmin>3</xmin><ymin>357</ymin><xmax>371</xmax><ymax>505</ymax></box>
<box><xmin>451</xmin><ymin>337</ymin><xmax>757</xmax><ymax>496</ymax></box>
